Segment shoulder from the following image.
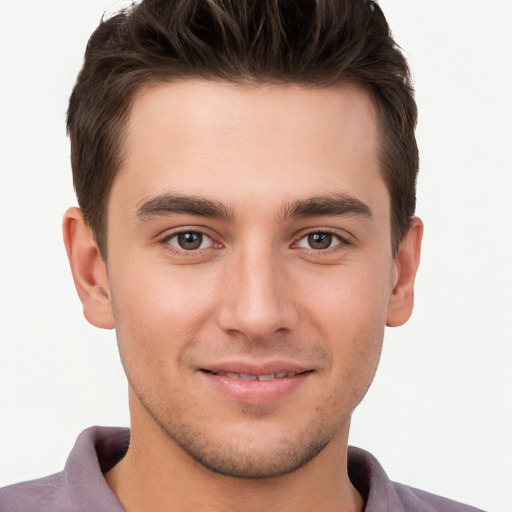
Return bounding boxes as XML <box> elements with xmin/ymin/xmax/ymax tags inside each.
<box><xmin>393</xmin><ymin>483</ymin><xmax>489</xmax><ymax>512</ymax></box>
<box><xmin>0</xmin><ymin>472</ymin><xmax>73</xmax><ymax>512</ymax></box>
<box><xmin>0</xmin><ymin>426</ymin><xmax>128</xmax><ymax>512</ymax></box>
<box><xmin>347</xmin><ymin>446</ymin><xmax>488</xmax><ymax>512</ymax></box>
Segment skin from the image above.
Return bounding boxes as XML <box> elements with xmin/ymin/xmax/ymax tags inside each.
<box><xmin>63</xmin><ymin>81</ymin><xmax>422</xmax><ymax>512</ymax></box>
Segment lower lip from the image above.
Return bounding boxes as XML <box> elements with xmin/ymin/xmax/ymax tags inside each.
<box><xmin>200</xmin><ymin>371</ymin><xmax>312</xmax><ymax>405</ymax></box>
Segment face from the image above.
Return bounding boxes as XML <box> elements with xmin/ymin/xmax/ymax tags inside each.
<box><xmin>98</xmin><ymin>81</ymin><xmax>405</xmax><ymax>478</ymax></box>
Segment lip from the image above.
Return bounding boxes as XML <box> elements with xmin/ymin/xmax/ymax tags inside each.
<box><xmin>198</xmin><ymin>361</ymin><xmax>313</xmax><ymax>406</ymax></box>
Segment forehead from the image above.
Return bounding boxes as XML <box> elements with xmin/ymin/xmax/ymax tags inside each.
<box><xmin>113</xmin><ymin>80</ymin><xmax>386</xmax><ymax>221</ymax></box>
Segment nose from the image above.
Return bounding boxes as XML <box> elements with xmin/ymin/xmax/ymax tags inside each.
<box><xmin>216</xmin><ymin>245</ymin><xmax>299</xmax><ymax>341</ymax></box>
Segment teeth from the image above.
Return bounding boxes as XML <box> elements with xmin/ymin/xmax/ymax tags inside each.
<box><xmin>239</xmin><ymin>373</ymin><xmax>258</xmax><ymax>381</ymax></box>
<box><xmin>213</xmin><ymin>371</ymin><xmax>296</xmax><ymax>381</ymax></box>
<box><xmin>258</xmin><ymin>373</ymin><xmax>275</xmax><ymax>381</ymax></box>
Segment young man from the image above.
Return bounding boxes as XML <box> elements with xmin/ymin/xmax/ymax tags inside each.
<box><xmin>0</xmin><ymin>1</ymin><xmax>486</xmax><ymax>511</ymax></box>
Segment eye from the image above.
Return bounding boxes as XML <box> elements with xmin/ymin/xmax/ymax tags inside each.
<box><xmin>165</xmin><ymin>231</ymin><xmax>213</xmax><ymax>251</ymax></box>
<box><xmin>295</xmin><ymin>232</ymin><xmax>343</xmax><ymax>250</ymax></box>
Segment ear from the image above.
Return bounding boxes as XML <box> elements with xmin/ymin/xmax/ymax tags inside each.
<box><xmin>386</xmin><ymin>217</ymin><xmax>423</xmax><ymax>327</ymax></box>
<box><xmin>62</xmin><ymin>207</ymin><xmax>115</xmax><ymax>329</ymax></box>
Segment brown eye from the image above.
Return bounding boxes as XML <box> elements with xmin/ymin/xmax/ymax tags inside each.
<box><xmin>307</xmin><ymin>233</ymin><xmax>333</xmax><ymax>250</ymax></box>
<box><xmin>177</xmin><ymin>232</ymin><xmax>203</xmax><ymax>250</ymax></box>
<box><xmin>165</xmin><ymin>231</ymin><xmax>212</xmax><ymax>251</ymax></box>
<box><xmin>294</xmin><ymin>231</ymin><xmax>343</xmax><ymax>251</ymax></box>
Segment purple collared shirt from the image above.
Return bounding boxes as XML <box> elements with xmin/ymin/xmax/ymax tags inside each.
<box><xmin>0</xmin><ymin>426</ymin><xmax>487</xmax><ymax>512</ymax></box>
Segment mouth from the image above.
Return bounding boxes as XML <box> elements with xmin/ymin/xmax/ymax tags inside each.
<box><xmin>199</xmin><ymin>366</ymin><xmax>313</xmax><ymax>405</ymax></box>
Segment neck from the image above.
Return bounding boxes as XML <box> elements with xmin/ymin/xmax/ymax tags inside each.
<box><xmin>105</xmin><ymin>395</ymin><xmax>364</xmax><ymax>512</ymax></box>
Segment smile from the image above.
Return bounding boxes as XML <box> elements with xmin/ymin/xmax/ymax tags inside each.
<box><xmin>200</xmin><ymin>368</ymin><xmax>312</xmax><ymax>405</ymax></box>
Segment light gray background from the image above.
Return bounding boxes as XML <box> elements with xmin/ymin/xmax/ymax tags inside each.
<box><xmin>0</xmin><ymin>1</ymin><xmax>511</xmax><ymax>511</ymax></box>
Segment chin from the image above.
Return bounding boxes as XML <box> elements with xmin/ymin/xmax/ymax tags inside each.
<box><xmin>136</xmin><ymin>391</ymin><xmax>339</xmax><ymax>479</ymax></box>
<box><xmin>171</xmin><ymin>431</ymin><xmax>332</xmax><ymax>479</ymax></box>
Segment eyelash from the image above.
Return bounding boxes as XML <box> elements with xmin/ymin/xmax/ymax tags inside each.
<box><xmin>160</xmin><ymin>230</ymin><xmax>220</xmax><ymax>256</ymax></box>
<box><xmin>291</xmin><ymin>229</ymin><xmax>350</xmax><ymax>254</ymax></box>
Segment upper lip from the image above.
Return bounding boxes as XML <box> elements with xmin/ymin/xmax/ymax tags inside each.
<box><xmin>200</xmin><ymin>361</ymin><xmax>311</xmax><ymax>376</ymax></box>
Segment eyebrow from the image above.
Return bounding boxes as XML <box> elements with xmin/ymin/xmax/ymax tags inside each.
<box><xmin>134</xmin><ymin>192</ymin><xmax>372</xmax><ymax>223</ymax></box>
<box><xmin>135</xmin><ymin>193</ymin><xmax>234</xmax><ymax>221</ymax></box>
<box><xmin>280</xmin><ymin>193</ymin><xmax>372</xmax><ymax>220</ymax></box>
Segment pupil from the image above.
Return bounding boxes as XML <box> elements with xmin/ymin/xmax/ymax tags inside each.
<box><xmin>178</xmin><ymin>232</ymin><xmax>202</xmax><ymax>250</ymax></box>
<box><xmin>308</xmin><ymin>233</ymin><xmax>332</xmax><ymax>249</ymax></box>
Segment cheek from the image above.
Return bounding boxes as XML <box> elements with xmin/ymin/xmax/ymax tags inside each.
<box><xmin>297</xmin><ymin>263</ymin><xmax>390</xmax><ymax>381</ymax></box>
<box><xmin>108</xmin><ymin>262</ymin><xmax>228</xmax><ymax>391</ymax></box>
<box><xmin>110</xmin><ymin>260</ymin><xmax>220</xmax><ymax>340</ymax></box>
<box><xmin>300</xmin><ymin>261</ymin><xmax>392</xmax><ymax>331</ymax></box>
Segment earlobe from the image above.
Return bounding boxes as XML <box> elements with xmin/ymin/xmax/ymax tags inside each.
<box><xmin>62</xmin><ymin>207</ymin><xmax>115</xmax><ymax>329</ymax></box>
<box><xmin>386</xmin><ymin>217</ymin><xmax>423</xmax><ymax>327</ymax></box>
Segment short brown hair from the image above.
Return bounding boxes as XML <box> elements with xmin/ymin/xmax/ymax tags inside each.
<box><xmin>67</xmin><ymin>0</ymin><xmax>418</xmax><ymax>257</ymax></box>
